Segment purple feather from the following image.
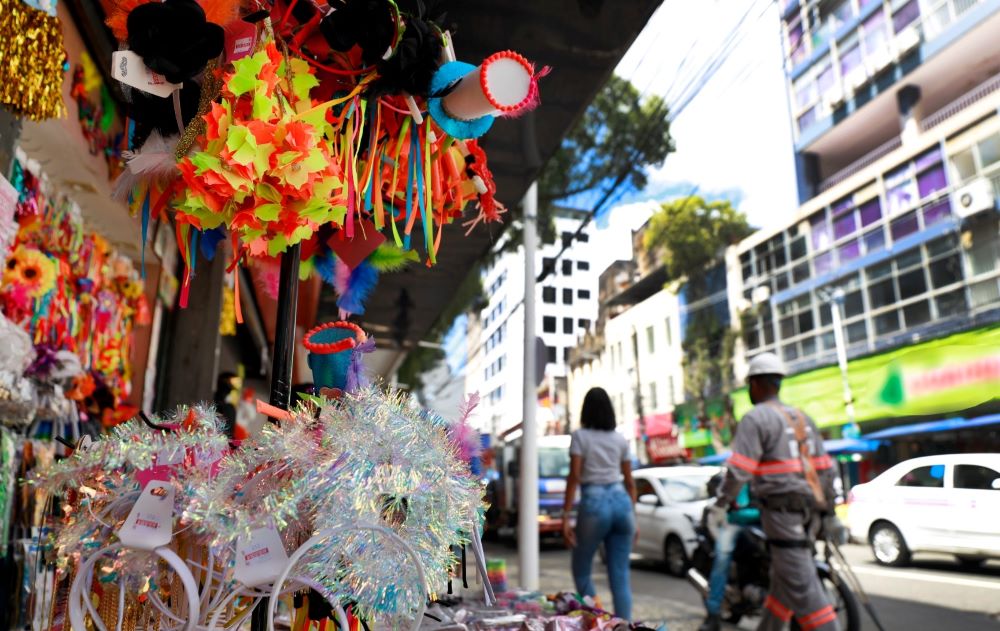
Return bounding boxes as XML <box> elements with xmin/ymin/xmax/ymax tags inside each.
<box><xmin>345</xmin><ymin>338</ymin><xmax>376</xmax><ymax>393</ymax></box>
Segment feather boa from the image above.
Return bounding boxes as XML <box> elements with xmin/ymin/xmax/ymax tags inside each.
<box><xmin>448</xmin><ymin>393</ymin><xmax>482</xmax><ymax>464</ymax></box>
<box><xmin>111</xmin><ymin>131</ymin><xmax>180</xmax><ymax>201</ymax></box>
<box><xmin>335</xmin><ymin>259</ymin><xmax>378</xmax><ymax>317</ymax></box>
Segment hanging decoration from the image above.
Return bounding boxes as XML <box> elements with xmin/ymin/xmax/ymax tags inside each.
<box><xmin>0</xmin><ymin>0</ymin><xmax>67</xmax><ymax>120</ymax></box>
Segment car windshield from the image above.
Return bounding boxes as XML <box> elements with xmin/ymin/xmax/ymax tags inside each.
<box><xmin>657</xmin><ymin>474</ymin><xmax>714</xmax><ymax>503</ymax></box>
<box><xmin>539</xmin><ymin>447</ymin><xmax>571</xmax><ymax>479</ymax></box>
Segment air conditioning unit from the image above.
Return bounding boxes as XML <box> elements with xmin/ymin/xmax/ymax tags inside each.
<box><xmin>847</xmin><ymin>68</ymin><xmax>869</xmax><ymax>90</ymax></box>
<box><xmin>894</xmin><ymin>27</ymin><xmax>921</xmax><ymax>57</ymax></box>
<box><xmin>951</xmin><ymin>178</ymin><xmax>997</xmax><ymax>219</ymax></box>
<box><xmin>752</xmin><ymin>285</ymin><xmax>771</xmax><ymax>305</ymax></box>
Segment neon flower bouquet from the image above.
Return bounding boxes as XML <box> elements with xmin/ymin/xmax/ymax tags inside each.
<box><xmin>175</xmin><ymin>42</ymin><xmax>347</xmax><ymax>260</ymax></box>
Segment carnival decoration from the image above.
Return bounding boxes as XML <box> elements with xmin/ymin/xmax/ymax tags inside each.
<box><xmin>0</xmin><ymin>0</ymin><xmax>67</xmax><ymax>120</ymax></box>
<box><xmin>0</xmin><ymin>163</ymin><xmax>148</xmax><ymax>417</ymax></box>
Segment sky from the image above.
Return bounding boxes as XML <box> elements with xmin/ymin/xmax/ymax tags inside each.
<box><xmin>604</xmin><ymin>0</ymin><xmax>799</xmax><ymax>232</ymax></box>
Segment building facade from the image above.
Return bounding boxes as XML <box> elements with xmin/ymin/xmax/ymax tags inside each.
<box><xmin>729</xmin><ymin>0</ymin><xmax>1000</xmax><ymax>462</ymax></box>
<box><xmin>466</xmin><ymin>208</ymin><xmax>602</xmax><ymax>437</ymax></box>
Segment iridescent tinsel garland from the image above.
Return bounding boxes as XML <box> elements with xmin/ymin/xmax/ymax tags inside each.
<box><xmin>0</xmin><ymin>0</ymin><xmax>67</xmax><ymax>121</ymax></box>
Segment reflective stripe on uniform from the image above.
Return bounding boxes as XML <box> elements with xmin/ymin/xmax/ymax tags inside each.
<box><xmin>797</xmin><ymin>604</ymin><xmax>837</xmax><ymax>630</ymax></box>
<box><xmin>727</xmin><ymin>452</ymin><xmax>759</xmax><ymax>473</ymax></box>
<box><xmin>763</xmin><ymin>595</ymin><xmax>793</xmax><ymax>622</ymax></box>
<box><xmin>752</xmin><ymin>456</ymin><xmax>833</xmax><ymax>476</ymax></box>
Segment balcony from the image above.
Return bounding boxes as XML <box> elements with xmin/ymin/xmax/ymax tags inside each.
<box><xmin>795</xmin><ymin>0</ymin><xmax>1000</xmax><ymax>186</ymax></box>
<box><xmin>817</xmin><ymin>72</ymin><xmax>1000</xmax><ymax>192</ymax></box>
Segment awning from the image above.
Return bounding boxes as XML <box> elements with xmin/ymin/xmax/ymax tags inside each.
<box><xmin>697</xmin><ymin>437</ymin><xmax>882</xmax><ymax>465</ymax></box>
<box><xmin>862</xmin><ymin>413</ymin><xmax>1000</xmax><ymax>440</ymax></box>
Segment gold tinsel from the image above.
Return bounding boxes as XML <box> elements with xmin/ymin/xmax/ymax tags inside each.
<box><xmin>0</xmin><ymin>0</ymin><xmax>67</xmax><ymax>120</ymax></box>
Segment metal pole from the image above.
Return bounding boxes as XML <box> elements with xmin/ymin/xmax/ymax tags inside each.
<box><xmin>251</xmin><ymin>243</ymin><xmax>301</xmax><ymax>631</ymax></box>
<box><xmin>829</xmin><ymin>288</ymin><xmax>858</xmax><ymax>434</ymax></box>
<box><xmin>519</xmin><ymin>181</ymin><xmax>540</xmax><ymax>591</ymax></box>
<box><xmin>268</xmin><ymin>244</ymin><xmax>302</xmax><ymax>408</ymax></box>
<box><xmin>631</xmin><ymin>329</ymin><xmax>646</xmax><ymax>463</ymax></box>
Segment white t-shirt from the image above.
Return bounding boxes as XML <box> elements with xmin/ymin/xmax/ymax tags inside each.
<box><xmin>570</xmin><ymin>428</ymin><xmax>629</xmax><ymax>485</ymax></box>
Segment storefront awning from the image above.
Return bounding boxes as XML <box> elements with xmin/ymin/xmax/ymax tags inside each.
<box><xmin>862</xmin><ymin>413</ymin><xmax>1000</xmax><ymax>440</ymax></box>
<box><xmin>698</xmin><ymin>437</ymin><xmax>883</xmax><ymax>465</ymax></box>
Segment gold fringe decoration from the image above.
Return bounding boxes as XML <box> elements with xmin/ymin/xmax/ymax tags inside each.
<box><xmin>0</xmin><ymin>0</ymin><xmax>67</xmax><ymax>120</ymax></box>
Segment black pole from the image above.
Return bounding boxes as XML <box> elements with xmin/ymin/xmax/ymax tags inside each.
<box><xmin>268</xmin><ymin>244</ymin><xmax>302</xmax><ymax>409</ymax></box>
<box><xmin>251</xmin><ymin>243</ymin><xmax>301</xmax><ymax>631</ymax></box>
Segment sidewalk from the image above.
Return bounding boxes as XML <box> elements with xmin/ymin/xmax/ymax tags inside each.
<box><xmin>483</xmin><ymin>542</ymin><xmax>721</xmax><ymax>631</ymax></box>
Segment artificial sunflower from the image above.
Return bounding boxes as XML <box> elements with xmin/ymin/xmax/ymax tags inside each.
<box><xmin>3</xmin><ymin>245</ymin><xmax>57</xmax><ymax>298</ymax></box>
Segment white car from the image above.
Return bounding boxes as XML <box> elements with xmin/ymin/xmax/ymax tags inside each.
<box><xmin>848</xmin><ymin>453</ymin><xmax>1000</xmax><ymax>567</ymax></box>
<box><xmin>632</xmin><ymin>466</ymin><xmax>721</xmax><ymax>576</ymax></box>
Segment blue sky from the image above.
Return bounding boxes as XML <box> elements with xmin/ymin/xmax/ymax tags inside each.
<box><xmin>601</xmin><ymin>0</ymin><xmax>799</xmax><ymax>232</ymax></box>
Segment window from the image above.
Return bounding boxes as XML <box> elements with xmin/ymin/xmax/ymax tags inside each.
<box><xmin>542</xmin><ymin>286</ymin><xmax>555</xmax><ymax>303</ymax></box>
<box><xmin>897</xmin><ymin>268</ymin><xmax>927</xmax><ymax>300</ymax></box>
<box><xmin>875</xmin><ymin>310</ymin><xmax>900</xmax><ymax>335</ymax></box>
<box><xmin>814</xmin><ymin>251</ymin><xmax>835</xmax><ymax>275</ymax></box>
<box><xmin>917</xmin><ymin>163</ymin><xmax>947</xmax><ymax>199</ymax></box>
<box><xmin>561</xmin><ymin>231</ymin><xmax>574</xmax><ymax>247</ymax></box>
<box><xmin>954</xmin><ymin>465</ymin><xmax>1000</xmax><ymax>490</ymax></box>
<box><xmin>563</xmin><ymin>317</ymin><xmax>573</xmax><ymax>334</ymax></box>
<box><xmin>868</xmin><ymin>278</ymin><xmax>896</xmax><ymax>309</ymax></box>
<box><xmin>647</xmin><ymin>382</ymin><xmax>658</xmax><ymax>410</ymax></box>
<box><xmin>562</xmin><ymin>259</ymin><xmax>573</xmax><ymax>275</ymax></box>
<box><xmin>863</xmin><ymin>228</ymin><xmax>885</xmax><ymax>254</ymax></box>
<box><xmin>646</xmin><ymin>326</ymin><xmax>656</xmax><ymax>354</ymax></box>
<box><xmin>563</xmin><ymin>347</ymin><xmax>570</xmax><ymax>363</ymax></box>
<box><xmin>578</xmin><ymin>318</ymin><xmax>590</xmax><ymax>330</ymax></box>
<box><xmin>665</xmin><ymin>317</ymin><xmax>673</xmax><ymax>347</ymax></box>
<box><xmin>577</xmin><ymin>260</ymin><xmax>590</xmax><ymax>271</ymax></box>
<box><xmin>578</xmin><ymin>233</ymin><xmax>590</xmax><ymax>243</ymax></box>
<box><xmin>635</xmin><ymin>479</ymin><xmax>657</xmax><ymax>501</ymax></box>
<box><xmin>893</xmin><ymin>0</ymin><xmax>920</xmax><ymax>33</ymax></box>
<box><xmin>667</xmin><ymin>376</ymin><xmax>675</xmax><ymax>404</ymax></box>
<box><xmin>929</xmin><ymin>254</ymin><xmax>962</xmax><ymax>288</ymax></box>
<box><xmin>562</xmin><ymin>288</ymin><xmax>573</xmax><ymax>305</ymax></box>
<box><xmin>859</xmin><ymin>199</ymin><xmax>881</xmax><ymax>226</ymax></box>
<box><xmin>543</xmin><ymin>316</ymin><xmax>556</xmax><ymax>333</ymax></box>
<box><xmin>542</xmin><ymin>257</ymin><xmax>556</xmax><ymax>276</ymax></box>
<box><xmin>890</xmin><ymin>211</ymin><xmax>919</xmax><ymax>241</ymax></box>
<box><xmin>546</xmin><ymin>345</ymin><xmax>556</xmax><ymax>364</ymax></box>
<box><xmin>577</xmin><ymin>289</ymin><xmax>591</xmax><ymax>299</ymax></box>
<box><xmin>903</xmin><ymin>300</ymin><xmax>931</xmax><ymax>327</ymax></box>
<box><xmin>897</xmin><ymin>465</ymin><xmax>945</xmax><ymax>488</ymax></box>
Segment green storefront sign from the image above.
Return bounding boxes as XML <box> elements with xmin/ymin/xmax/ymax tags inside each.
<box><xmin>732</xmin><ymin>325</ymin><xmax>1000</xmax><ymax>428</ymax></box>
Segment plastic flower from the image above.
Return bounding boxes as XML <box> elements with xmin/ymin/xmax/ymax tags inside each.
<box><xmin>3</xmin><ymin>245</ymin><xmax>57</xmax><ymax>298</ymax></box>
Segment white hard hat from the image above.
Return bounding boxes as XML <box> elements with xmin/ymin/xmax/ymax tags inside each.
<box><xmin>747</xmin><ymin>352</ymin><xmax>786</xmax><ymax>378</ymax></box>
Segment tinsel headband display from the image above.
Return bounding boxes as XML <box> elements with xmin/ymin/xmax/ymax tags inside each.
<box><xmin>33</xmin><ymin>387</ymin><xmax>491</xmax><ymax>631</ymax></box>
<box><xmin>0</xmin><ymin>0</ymin><xmax>67</xmax><ymax>120</ymax></box>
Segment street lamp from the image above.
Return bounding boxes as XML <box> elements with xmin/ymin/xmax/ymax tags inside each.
<box><xmin>819</xmin><ymin>287</ymin><xmax>861</xmax><ymax>438</ymax></box>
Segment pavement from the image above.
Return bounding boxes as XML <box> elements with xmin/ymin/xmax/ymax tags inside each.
<box><xmin>482</xmin><ymin>540</ymin><xmax>1000</xmax><ymax>630</ymax></box>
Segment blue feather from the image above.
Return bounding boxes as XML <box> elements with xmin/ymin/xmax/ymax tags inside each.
<box><xmin>336</xmin><ymin>261</ymin><xmax>380</xmax><ymax>315</ymax></box>
<box><xmin>314</xmin><ymin>252</ymin><xmax>336</xmax><ymax>285</ymax></box>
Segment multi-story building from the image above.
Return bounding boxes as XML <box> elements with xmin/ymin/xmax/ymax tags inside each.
<box><xmin>730</xmin><ymin>0</ymin><xmax>1000</xmax><ymax>466</ymax></box>
<box><xmin>466</xmin><ymin>208</ymin><xmax>603</xmax><ymax>437</ymax></box>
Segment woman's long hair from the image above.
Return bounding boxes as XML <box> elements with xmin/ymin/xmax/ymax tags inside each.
<box><xmin>579</xmin><ymin>387</ymin><xmax>616</xmax><ymax>431</ymax></box>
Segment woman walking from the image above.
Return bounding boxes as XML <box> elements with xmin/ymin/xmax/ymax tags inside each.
<box><xmin>561</xmin><ymin>387</ymin><xmax>637</xmax><ymax>620</ymax></box>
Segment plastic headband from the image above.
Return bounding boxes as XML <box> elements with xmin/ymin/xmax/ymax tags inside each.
<box><xmin>302</xmin><ymin>320</ymin><xmax>367</xmax><ymax>354</ymax></box>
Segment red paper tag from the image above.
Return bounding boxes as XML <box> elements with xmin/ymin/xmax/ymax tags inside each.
<box><xmin>224</xmin><ymin>21</ymin><xmax>258</xmax><ymax>63</ymax></box>
<box><xmin>327</xmin><ymin>220</ymin><xmax>386</xmax><ymax>270</ymax></box>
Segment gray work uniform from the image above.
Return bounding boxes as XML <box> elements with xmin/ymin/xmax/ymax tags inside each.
<box><xmin>718</xmin><ymin>399</ymin><xmax>839</xmax><ymax>631</ymax></box>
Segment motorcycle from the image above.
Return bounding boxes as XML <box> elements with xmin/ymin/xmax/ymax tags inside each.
<box><xmin>686</xmin><ymin>517</ymin><xmax>861</xmax><ymax>631</ymax></box>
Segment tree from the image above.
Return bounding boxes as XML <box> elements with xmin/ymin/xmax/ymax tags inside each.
<box><xmin>644</xmin><ymin>195</ymin><xmax>752</xmax><ymax>437</ymax></box>
<box><xmin>501</xmin><ymin>75</ymin><xmax>676</xmax><ymax>252</ymax></box>
<box><xmin>644</xmin><ymin>195</ymin><xmax>752</xmax><ymax>288</ymax></box>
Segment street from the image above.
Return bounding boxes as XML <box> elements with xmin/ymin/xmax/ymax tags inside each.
<box><xmin>483</xmin><ymin>541</ymin><xmax>1000</xmax><ymax>630</ymax></box>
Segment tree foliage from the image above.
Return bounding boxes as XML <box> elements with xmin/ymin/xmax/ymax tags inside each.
<box><xmin>643</xmin><ymin>196</ymin><xmax>752</xmax><ymax>287</ymax></box>
<box><xmin>538</xmin><ymin>74</ymin><xmax>675</xmax><ymax>209</ymax></box>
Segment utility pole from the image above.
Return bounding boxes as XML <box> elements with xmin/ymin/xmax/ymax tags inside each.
<box><xmin>518</xmin><ymin>181</ymin><xmax>540</xmax><ymax>591</ymax></box>
<box><xmin>631</xmin><ymin>329</ymin><xmax>646</xmax><ymax>463</ymax></box>
<box><xmin>826</xmin><ymin>288</ymin><xmax>859</xmax><ymax>437</ymax></box>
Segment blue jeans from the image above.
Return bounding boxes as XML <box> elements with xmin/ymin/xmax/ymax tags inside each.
<box><xmin>571</xmin><ymin>482</ymin><xmax>635</xmax><ymax>620</ymax></box>
<box><xmin>706</xmin><ymin>522</ymin><xmax>741</xmax><ymax>615</ymax></box>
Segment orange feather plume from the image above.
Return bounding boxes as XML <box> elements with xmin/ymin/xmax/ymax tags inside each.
<box><xmin>104</xmin><ymin>0</ymin><xmax>244</xmax><ymax>42</ymax></box>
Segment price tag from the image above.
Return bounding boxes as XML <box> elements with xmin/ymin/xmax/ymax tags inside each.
<box><xmin>118</xmin><ymin>480</ymin><xmax>174</xmax><ymax>550</ymax></box>
<box><xmin>157</xmin><ymin>446</ymin><xmax>185</xmax><ymax>467</ymax></box>
<box><xmin>111</xmin><ymin>50</ymin><xmax>181</xmax><ymax>98</ymax></box>
<box><xmin>234</xmin><ymin>523</ymin><xmax>289</xmax><ymax>587</ymax></box>
<box><xmin>224</xmin><ymin>20</ymin><xmax>257</xmax><ymax>63</ymax></box>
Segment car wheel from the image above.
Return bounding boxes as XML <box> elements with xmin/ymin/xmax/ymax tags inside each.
<box><xmin>664</xmin><ymin>535</ymin><xmax>688</xmax><ymax>577</ymax></box>
<box><xmin>956</xmin><ymin>555</ymin><xmax>987</xmax><ymax>569</ymax></box>
<box><xmin>869</xmin><ymin>522</ymin><xmax>910</xmax><ymax>567</ymax></box>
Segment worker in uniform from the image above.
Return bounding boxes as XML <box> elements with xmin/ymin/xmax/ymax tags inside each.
<box><xmin>706</xmin><ymin>352</ymin><xmax>841</xmax><ymax>631</ymax></box>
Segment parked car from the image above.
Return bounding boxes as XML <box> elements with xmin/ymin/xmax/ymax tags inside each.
<box><xmin>631</xmin><ymin>466</ymin><xmax>722</xmax><ymax>576</ymax></box>
<box><xmin>847</xmin><ymin>453</ymin><xmax>1000</xmax><ymax>567</ymax></box>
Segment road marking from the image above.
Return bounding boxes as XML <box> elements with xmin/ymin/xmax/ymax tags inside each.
<box><xmin>850</xmin><ymin>565</ymin><xmax>1000</xmax><ymax>591</ymax></box>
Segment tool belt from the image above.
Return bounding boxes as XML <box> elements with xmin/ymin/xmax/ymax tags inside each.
<box><xmin>760</xmin><ymin>492</ymin><xmax>816</xmax><ymax>514</ymax></box>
